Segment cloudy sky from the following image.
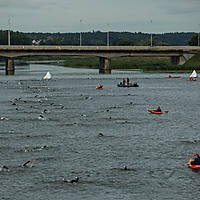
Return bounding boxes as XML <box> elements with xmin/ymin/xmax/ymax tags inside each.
<box><xmin>0</xmin><ymin>0</ymin><xmax>200</xmax><ymax>33</ymax></box>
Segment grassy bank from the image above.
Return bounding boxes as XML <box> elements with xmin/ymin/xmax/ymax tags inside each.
<box><xmin>63</xmin><ymin>55</ymin><xmax>200</xmax><ymax>72</ymax></box>
<box><xmin>63</xmin><ymin>57</ymin><xmax>171</xmax><ymax>71</ymax></box>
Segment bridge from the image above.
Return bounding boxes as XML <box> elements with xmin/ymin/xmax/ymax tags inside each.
<box><xmin>0</xmin><ymin>45</ymin><xmax>200</xmax><ymax>75</ymax></box>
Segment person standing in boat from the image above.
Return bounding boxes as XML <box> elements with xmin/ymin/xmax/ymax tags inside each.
<box><xmin>156</xmin><ymin>106</ymin><xmax>162</xmax><ymax>112</ymax></box>
<box><xmin>127</xmin><ymin>77</ymin><xmax>130</xmax><ymax>85</ymax></box>
<box><xmin>98</xmin><ymin>84</ymin><xmax>103</xmax><ymax>89</ymax></box>
<box><xmin>190</xmin><ymin>154</ymin><xmax>200</xmax><ymax>165</ymax></box>
<box><xmin>122</xmin><ymin>78</ymin><xmax>126</xmax><ymax>85</ymax></box>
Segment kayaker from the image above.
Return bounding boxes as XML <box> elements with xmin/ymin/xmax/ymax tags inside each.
<box><xmin>156</xmin><ymin>106</ymin><xmax>162</xmax><ymax>112</ymax></box>
<box><xmin>190</xmin><ymin>77</ymin><xmax>196</xmax><ymax>81</ymax></box>
<box><xmin>190</xmin><ymin>154</ymin><xmax>200</xmax><ymax>165</ymax></box>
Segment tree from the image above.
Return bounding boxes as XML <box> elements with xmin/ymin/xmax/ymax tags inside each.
<box><xmin>188</xmin><ymin>34</ymin><xmax>199</xmax><ymax>46</ymax></box>
<box><xmin>112</xmin><ymin>38</ymin><xmax>135</xmax><ymax>46</ymax></box>
<box><xmin>0</xmin><ymin>30</ymin><xmax>32</xmax><ymax>45</ymax></box>
<box><xmin>136</xmin><ymin>39</ymin><xmax>168</xmax><ymax>46</ymax></box>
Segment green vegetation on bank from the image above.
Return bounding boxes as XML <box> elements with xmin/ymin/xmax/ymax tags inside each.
<box><xmin>183</xmin><ymin>54</ymin><xmax>200</xmax><ymax>67</ymax></box>
<box><xmin>63</xmin><ymin>57</ymin><xmax>171</xmax><ymax>70</ymax></box>
<box><xmin>14</xmin><ymin>53</ymin><xmax>200</xmax><ymax>73</ymax></box>
<box><xmin>63</xmin><ymin>54</ymin><xmax>200</xmax><ymax>72</ymax></box>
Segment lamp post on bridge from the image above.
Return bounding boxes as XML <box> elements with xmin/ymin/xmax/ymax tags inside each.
<box><xmin>198</xmin><ymin>24</ymin><xmax>200</xmax><ymax>46</ymax></box>
<box><xmin>150</xmin><ymin>20</ymin><xmax>153</xmax><ymax>47</ymax></box>
<box><xmin>107</xmin><ymin>23</ymin><xmax>110</xmax><ymax>46</ymax></box>
<box><xmin>80</xmin><ymin>20</ymin><xmax>82</xmax><ymax>46</ymax></box>
<box><xmin>8</xmin><ymin>18</ymin><xmax>11</xmax><ymax>46</ymax></box>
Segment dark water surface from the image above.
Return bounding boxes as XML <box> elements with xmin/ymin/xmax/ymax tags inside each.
<box><xmin>0</xmin><ymin>65</ymin><xmax>200</xmax><ymax>200</ymax></box>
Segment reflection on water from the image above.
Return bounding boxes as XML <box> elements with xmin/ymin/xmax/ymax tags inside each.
<box><xmin>0</xmin><ymin>64</ymin><xmax>199</xmax><ymax>200</ymax></box>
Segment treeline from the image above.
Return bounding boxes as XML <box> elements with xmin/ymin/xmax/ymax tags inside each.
<box><xmin>0</xmin><ymin>30</ymin><xmax>198</xmax><ymax>46</ymax></box>
<box><xmin>0</xmin><ymin>30</ymin><xmax>31</xmax><ymax>45</ymax></box>
<box><xmin>27</xmin><ymin>31</ymin><xmax>195</xmax><ymax>46</ymax></box>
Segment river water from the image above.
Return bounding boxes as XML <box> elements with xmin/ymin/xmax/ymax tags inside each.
<box><xmin>0</xmin><ymin>64</ymin><xmax>200</xmax><ymax>200</ymax></box>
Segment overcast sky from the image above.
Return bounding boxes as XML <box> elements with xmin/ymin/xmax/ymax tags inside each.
<box><xmin>0</xmin><ymin>0</ymin><xmax>200</xmax><ymax>33</ymax></box>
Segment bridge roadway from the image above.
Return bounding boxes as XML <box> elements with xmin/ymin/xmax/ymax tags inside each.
<box><xmin>0</xmin><ymin>45</ymin><xmax>200</xmax><ymax>74</ymax></box>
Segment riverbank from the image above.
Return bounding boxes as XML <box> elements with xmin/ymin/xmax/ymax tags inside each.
<box><xmin>62</xmin><ymin>55</ymin><xmax>200</xmax><ymax>72</ymax></box>
<box><xmin>4</xmin><ymin>54</ymin><xmax>200</xmax><ymax>73</ymax></box>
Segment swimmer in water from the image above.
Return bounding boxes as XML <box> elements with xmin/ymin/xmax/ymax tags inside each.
<box><xmin>0</xmin><ymin>165</ymin><xmax>9</xmax><ymax>171</ymax></box>
<box><xmin>23</xmin><ymin>159</ymin><xmax>34</xmax><ymax>167</ymax></box>
<box><xmin>62</xmin><ymin>178</ymin><xmax>68</xmax><ymax>183</ymax></box>
<box><xmin>63</xmin><ymin>177</ymin><xmax>79</xmax><ymax>183</ymax></box>
<box><xmin>70</xmin><ymin>177</ymin><xmax>79</xmax><ymax>183</ymax></box>
<box><xmin>38</xmin><ymin>115</ymin><xmax>45</xmax><ymax>120</ymax></box>
<box><xmin>34</xmin><ymin>145</ymin><xmax>47</xmax><ymax>151</ymax></box>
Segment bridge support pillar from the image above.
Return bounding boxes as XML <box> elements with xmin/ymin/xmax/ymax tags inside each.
<box><xmin>6</xmin><ymin>58</ymin><xmax>15</xmax><ymax>75</ymax></box>
<box><xmin>99</xmin><ymin>57</ymin><xmax>111</xmax><ymax>74</ymax></box>
<box><xmin>170</xmin><ymin>56</ymin><xmax>181</xmax><ymax>65</ymax></box>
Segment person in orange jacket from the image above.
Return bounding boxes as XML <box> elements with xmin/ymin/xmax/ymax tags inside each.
<box><xmin>156</xmin><ymin>106</ymin><xmax>162</xmax><ymax>112</ymax></box>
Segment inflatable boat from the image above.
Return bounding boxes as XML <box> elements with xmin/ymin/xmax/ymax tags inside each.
<box><xmin>148</xmin><ymin>110</ymin><xmax>163</xmax><ymax>114</ymax></box>
<box><xmin>117</xmin><ymin>83</ymin><xmax>139</xmax><ymax>87</ymax></box>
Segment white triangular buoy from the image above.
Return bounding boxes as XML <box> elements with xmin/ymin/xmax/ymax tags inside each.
<box><xmin>43</xmin><ymin>72</ymin><xmax>52</xmax><ymax>80</ymax></box>
<box><xmin>190</xmin><ymin>70</ymin><xmax>198</xmax><ymax>78</ymax></box>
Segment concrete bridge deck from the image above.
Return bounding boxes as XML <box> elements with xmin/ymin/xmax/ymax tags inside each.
<box><xmin>0</xmin><ymin>45</ymin><xmax>200</xmax><ymax>74</ymax></box>
<box><xmin>1</xmin><ymin>45</ymin><xmax>200</xmax><ymax>57</ymax></box>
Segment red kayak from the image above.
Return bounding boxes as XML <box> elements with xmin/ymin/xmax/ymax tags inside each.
<box><xmin>148</xmin><ymin>110</ymin><xmax>163</xmax><ymax>114</ymax></box>
<box><xmin>188</xmin><ymin>158</ymin><xmax>200</xmax><ymax>170</ymax></box>
<box><xmin>166</xmin><ymin>76</ymin><xmax>181</xmax><ymax>78</ymax></box>
<box><xmin>188</xmin><ymin>164</ymin><xmax>200</xmax><ymax>170</ymax></box>
<box><xmin>96</xmin><ymin>87</ymin><xmax>103</xmax><ymax>90</ymax></box>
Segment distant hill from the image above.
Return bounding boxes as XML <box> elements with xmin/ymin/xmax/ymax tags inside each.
<box><xmin>0</xmin><ymin>30</ymin><xmax>197</xmax><ymax>46</ymax></box>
